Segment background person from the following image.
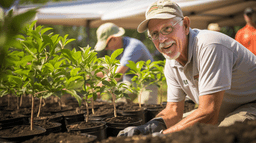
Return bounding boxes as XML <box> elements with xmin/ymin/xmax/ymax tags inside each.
<box><xmin>118</xmin><ymin>0</ymin><xmax>256</xmax><ymax>137</ymax></box>
<box><xmin>235</xmin><ymin>7</ymin><xmax>256</xmax><ymax>55</ymax></box>
<box><xmin>94</xmin><ymin>22</ymin><xmax>158</xmax><ymax>104</ymax></box>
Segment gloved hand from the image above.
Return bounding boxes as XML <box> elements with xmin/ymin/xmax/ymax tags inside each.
<box><xmin>151</xmin><ymin>130</ymin><xmax>164</xmax><ymax>137</ymax></box>
<box><xmin>117</xmin><ymin>117</ymin><xmax>167</xmax><ymax>137</ymax></box>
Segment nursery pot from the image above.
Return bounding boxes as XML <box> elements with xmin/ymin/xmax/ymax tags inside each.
<box><xmin>89</xmin><ymin>112</ymin><xmax>115</xmax><ymax>121</ymax></box>
<box><xmin>0</xmin><ymin>115</ymin><xmax>28</xmax><ymax>130</ymax></box>
<box><xmin>0</xmin><ymin>125</ymin><xmax>46</xmax><ymax>143</ymax></box>
<box><xmin>144</xmin><ymin>104</ymin><xmax>165</xmax><ymax>122</ymax></box>
<box><xmin>34</xmin><ymin>121</ymin><xmax>62</xmax><ymax>135</ymax></box>
<box><xmin>67</xmin><ymin>120</ymin><xmax>107</xmax><ymax>141</ymax></box>
<box><xmin>103</xmin><ymin>116</ymin><xmax>143</xmax><ymax>137</ymax></box>
<box><xmin>61</xmin><ymin>110</ymin><xmax>86</xmax><ymax>125</ymax></box>
<box><xmin>117</xmin><ymin>108</ymin><xmax>146</xmax><ymax>124</ymax></box>
<box><xmin>28</xmin><ymin>112</ymin><xmax>66</xmax><ymax>132</ymax></box>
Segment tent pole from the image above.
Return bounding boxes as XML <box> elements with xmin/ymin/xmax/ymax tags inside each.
<box><xmin>86</xmin><ymin>20</ymin><xmax>91</xmax><ymax>44</ymax></box>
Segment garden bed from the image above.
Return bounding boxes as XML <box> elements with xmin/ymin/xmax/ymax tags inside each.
<box><xmin>1</xmin><ymin>95</ymin><xmax>255</xmax><ymax>143</ymax></box>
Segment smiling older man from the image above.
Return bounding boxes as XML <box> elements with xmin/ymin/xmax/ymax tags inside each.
<box><xmin>117</xmin><ymin>0</ymin><xmax>256</xmax><ymax>137</ymax></box>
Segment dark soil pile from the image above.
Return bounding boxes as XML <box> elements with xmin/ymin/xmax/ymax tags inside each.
<box><xmin>98</xmin><ymin>119</ymin><xmax>256</xmax><ymax>143</ymax></box>
<box><xmin>68</xmin><ymin>121</ymin><xmax>104</xmax><ymax>129</ymax></box>
<box><xmin>104</xmin><ymin>116</ymin><xmax>139</xmax><ymax>124</ymax></box>
<box><xmin>23</xmin><ymin>132</ymin><xmax>96</xmax><ymax>143</ymax></box>
<box><xmin>0</xmin><ymin>125</ymin><xmax>44</xmax><ymax>137</ymax></box>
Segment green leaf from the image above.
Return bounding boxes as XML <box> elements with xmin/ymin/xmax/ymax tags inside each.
<box><xmin>65</xmin><ymin>38</ymin><xmax>76</xmax><ymax>46</ymax></box>
<box><xmin>42</xmin><ymin>63</ymin><xmax>54</xmax><ymax>73</ymax></box>
<box><xmin>70</xmin><ymin>68</ymin><xmax>81</xmax><ymax>77</ymax></box>
<box><xmin>65</xmin><ymin>89</ymin><xmax>82</xmax><ymax>106</ymax></box>
<box><xmin>102</xmin><ymin>80</ymin><xmax>112</xmax><ymax>86</ymax></box>
<box><xmin>0</xmin><ymin>0</ymin><xmax>16</xmax><ymax>9</ymax></box>
<box><xmin>41</xmin><ymin>27</ymin><xmax>53</xmax><ymax>35</ymax></box>
<box><xmin>7</xmin><ymin>75</ymin><xmax>22</xmax><ymax>87</ymax></box>
<box><xmin>110</xmin><ymin>48</ymin><xmax>123</xmax><ymax>62</ymax></box>
<box><xmin>66</xmin><ymin>76</ymin><xmax>84</xmax><ymax>90</ymax></box>
<box><xmin>10</xmin><ymin>9</ymin><xmax>37</xmax><ymax>36</ymax></box>
<box><xmin>126</xmin><ymin>60</ymin><xmax>137</xmax><ymax>72</ymax></box>
<box><xmin>61</xmin><ymin>49</ymin><xmax>77</xmax><ymax>65</ymax></box>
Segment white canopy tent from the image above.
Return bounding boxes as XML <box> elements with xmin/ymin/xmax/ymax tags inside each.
<box><xmin>99</xmin><ymin>0</ymin><xmax>256</xmax><ymax>29</ymax></box>
<box><xmin>17</xmin><ymin>0</ymin><xmax>126</xmax><ymax>27</ymax></box>
<box><xmin>17</xmin><ymin>0</ymin><xmax>256</xmax><ymax>29</ymax></box>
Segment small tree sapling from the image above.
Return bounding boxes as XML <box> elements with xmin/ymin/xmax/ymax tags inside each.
<box><xmin>99</xmin><ymin>48</ymin><xmax>129</xmax><ymax>117</ymax></box>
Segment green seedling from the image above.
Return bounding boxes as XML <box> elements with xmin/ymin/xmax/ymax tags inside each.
<box><xmin>10</xmin><ymin>21</ymin><xmax>77</xmax><ymax>130</ymax></box>
<box><xmin>153</xmin><ymin>60</ymin><xmax>166</xmax><ymax>105</ymax></box>
<box><xmin>61</xmin><ymin>46</ymin><xmax>105</xmax><ymax>122</ymax></box>
<box><xmin>126</xmin><ymin>60</ymin><xmax>161</xmax><ymax>108</ymax></box>
<box><xmin>99</xmin><ymin>48</ymin><xmax>129</xmax><ymax>117</ymax></box>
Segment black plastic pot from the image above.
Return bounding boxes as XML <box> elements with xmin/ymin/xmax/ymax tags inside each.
<box><xmin>28</xmin><ymin>113</ymin><xmax>66</xmax><ymax>132</ymax></box>
<box><xmin>117</xmin><ymin>108</ymin><xmax>146</xmax><ymax>124</ymax></box>
<box><xmin>0</xmin><ymin>125</ymin><xmax>46</xmax><ymax>143</ymax></box>
<box><xmin>33</xmin><ymin>121</ymin><xmax>62</xmax><ymax>135</ymax></box>
<box><xmin>67</xmin><ymin>120</ymin><xmax>107</xmax><ymax>141</ymax></box>
<box><xmin>103</xmin><ymin>116</ymin><xmax>143</xmax><ymax>137</ymax></box>
<box><xmin>89</xmin><ymin>112</ymin><xmax>114</xmax><ymax>121</ymax></box>
<box><xmin>61</xmin><ymin>110</ymin><xmax>86</xmax><ymax>125</ymax></box>
<box><xmin>144</xmin><ymin>104</ymin><xmax>165</xmax><ymax>122</ymax></box>
<box><xmin>0</xmin><ymin>115</ymin><xmax>28</xmax><ymax>130</ymax></box>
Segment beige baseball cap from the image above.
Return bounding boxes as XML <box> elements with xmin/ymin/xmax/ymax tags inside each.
<box><xmin>94</xmin><ymin>23</ymin><xmax>125</xmax><ymax>51</ymax></box>
<box><xmin>137</xmin><ymin>0</ymin><xmax>184</xmax><ymax>33</ymax></box>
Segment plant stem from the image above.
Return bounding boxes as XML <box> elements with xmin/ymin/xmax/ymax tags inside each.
<box><xmin>160</xmin><ymin>81</ymin><xmax>163</xmax><ymax>106</ymax></box>
<box><xmin>17</xmin><ymin>96</ymin><xmax>20</xmax><ymax>110</ymax></box>
<box><xmin>139</xmin><ymin>89</ymin><xmax>143</xmax><ymax>108</ymax></box>
<box><xmin>37</xmin><ymin>96</ymin><xmax>42</xmax><ymax>118</ymax></box>
<box><xmin>20</xmin><ymin>94</ymin><xmax>23</xmax><ymax>107</ymax></box>
<box><xmin>31</xmin><ymin>96</ymin><xmax>34</xmax><ymax>130</ymax></box>
<box><xmin>92</xmin><ymin>99</ymin><xmax>95</xmax><ymax>114</ymax></box>
<box><xmin>91</xmin><ymin>89</ymin><xmax>95</xmax><ymax>114</ymax></box>
<box><xmin>8</xmin><ymin>94</ymin><xmax>10</xmax><ymax>107</ymax></box>
<box><xmin>111</xmin><ymin>91</ymin><xmax>117</xmax><ymax>117</ymax></box>
<box><xmin>85</xmin><ymin>96</ymin><xmax>89</xmax><ymax>122</ymax></box>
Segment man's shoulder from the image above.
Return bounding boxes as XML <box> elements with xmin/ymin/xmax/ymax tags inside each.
<box><xmin>190</xmin><ymin>29</ymin><xmax>230</xmax><ymax>47</ymax></box>
<box><xmin>124</xmin><ymin>37</ymin><xmax>145</xmax><ymax>50</ymax></box>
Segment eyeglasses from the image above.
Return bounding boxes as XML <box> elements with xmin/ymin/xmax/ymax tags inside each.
<box><xmin>148</xmin><ymin>18</ymin><xmax>184</xmax><ymax>41</ymax></box>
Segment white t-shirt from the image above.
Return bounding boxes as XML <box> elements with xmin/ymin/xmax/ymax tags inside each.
<box><xmin>165</xmin><ymin>28</ymin><xmax>256</xmax><ymax>119</ymax></box>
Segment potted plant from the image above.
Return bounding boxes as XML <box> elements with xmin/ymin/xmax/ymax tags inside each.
<box><xmin>61</xmin><ymin>46</ymin><xmax>107</xmax><ymax>140</ymax></box>
<box><xmin>99</xmin><ymin>48</ymin><xmax>143</xmax><ymax>137</ymax></box>
<box><xmin>120</xmin><ymin>60</ymin><xmax>161</xmax><ymax>123</ymax></box>
<box><xmin>0</xmin><ymin>7</ymin><xmax>47</xmax><ymax>141</ymax></box>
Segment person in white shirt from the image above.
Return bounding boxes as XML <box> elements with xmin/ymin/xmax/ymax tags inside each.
<box><xmin>118</xmin><ymin>0</ymin><xmax>256</xmax><ymax>136</ymax></box>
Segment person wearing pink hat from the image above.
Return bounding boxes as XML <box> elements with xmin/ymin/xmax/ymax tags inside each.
<box><xmin>118</xmin><ymin>0</ymin><xmax>256</xmax><ymax>137</ymax></box>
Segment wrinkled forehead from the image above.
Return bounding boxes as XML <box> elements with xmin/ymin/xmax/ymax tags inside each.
<box><xmin>148</xmin><ymin>17</ymin><xmax>181</xmax><ymax>31</ymax></box>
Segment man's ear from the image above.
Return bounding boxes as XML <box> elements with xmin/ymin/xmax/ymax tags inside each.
<box><xmin>183</xmin><ymin>16</ymin><xmax>190</xmax><ymax>35</ymax></box>
<box><xmin>106</xmin><ymin>35</ymin><xmax>114</xmax><ymax>43</ymax></box>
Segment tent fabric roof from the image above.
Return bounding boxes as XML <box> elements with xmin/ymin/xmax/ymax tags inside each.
<box><xmin>17</xmin><ymin>0</ymin><xmax>256</xmax><ymax>29</ymax></box>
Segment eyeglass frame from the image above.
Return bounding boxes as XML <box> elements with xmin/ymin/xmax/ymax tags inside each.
<box><xmin>148</xmin><ymin>18</ymin><xmax>184</xmax><ymax>41</ymax></box>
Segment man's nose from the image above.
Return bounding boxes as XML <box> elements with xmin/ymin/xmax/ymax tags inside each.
<box><xmin>159</xmin><ymin>33</ymin><xmax>169</xmax><ymax>43</ymax></box>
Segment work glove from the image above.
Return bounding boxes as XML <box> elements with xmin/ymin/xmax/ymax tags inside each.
<box><xmin>151</xmin><ymin>130</ymin><xmax>164</xmax><ymax>137</ymax></box>
<box><xmin>117</xmin><ymin>117</ymin><xmax>167</xmax><ymax>137</ymax></box>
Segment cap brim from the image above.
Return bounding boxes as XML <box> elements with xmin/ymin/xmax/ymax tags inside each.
<box><xmin>94</xmin><ymin>40</ymin><xmax>107</xmax><ymax>51</ymax></box>
<box><xmin>137</xmin><ymin>13</ymin><xmax>176</xmax><ymax>33</ymax></box>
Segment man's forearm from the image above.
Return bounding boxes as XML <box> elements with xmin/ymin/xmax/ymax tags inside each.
<box><xmin>162</xmin><ymin>108</ymin><xmax>217</xmax><ymax>134</ymax></box>
<box><xmin>155</xmin><ymin>105</ymin><xmax>183</xmax><ymax>128</ymax></box>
